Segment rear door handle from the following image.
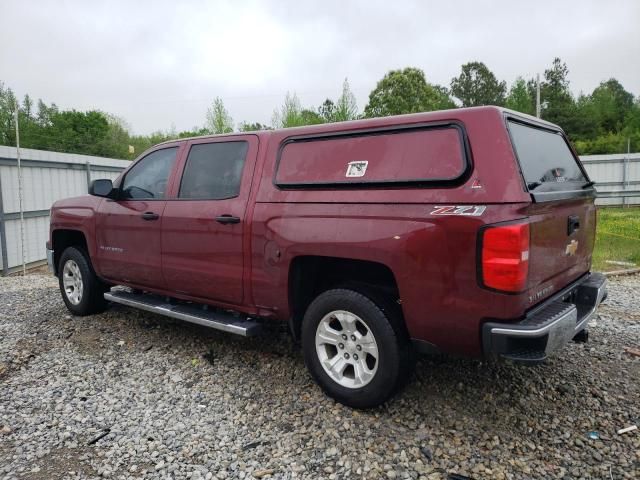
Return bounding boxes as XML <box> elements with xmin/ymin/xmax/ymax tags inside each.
<box><xmin>141</xmin><ymin>212</ymin><xmax>160</xmax><ymax>221</ymax></box>
<box><xmin>215</xmin><ymin>214</ymin><xmax>241</xmax><ymax>225</ymax></box>
<box><xmin>567</xmin><ymin>215</ymin><xmax>580</xmax><ymax>235</ymax></box>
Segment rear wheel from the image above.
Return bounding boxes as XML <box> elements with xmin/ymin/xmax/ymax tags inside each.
<box><xmin>58</xmin><ymin>247</ymin><xmax>109</xmax><ymax>316</ymax></box>
<box><xmin>301</xmin><ymin>288</ymin><xmax>412</xmax><ymax>408</ymax></box>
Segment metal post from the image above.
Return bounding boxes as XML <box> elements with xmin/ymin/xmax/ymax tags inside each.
<box><xmin>14</xmin><ymin>102</ymin><xmax>26</xmax><ymax>275</ymax></box>
<box><xmin>536</xmin><ymin>73</ymin><xmax>541</xmax><ymax>118</ymax></box>
<box><xmin>0</xmin><ymin>174</ymin><xmax>9</xmax><ymax>276</ymax></box>
<box><xmin>85</xmin><ymin>162</ymin><xmax>92</xmax><ymax>191</ymax></box>
<box><xmin>622</xmin><ymin>155</ymin><xmax>628</xmax><ymax>208</ymax></box>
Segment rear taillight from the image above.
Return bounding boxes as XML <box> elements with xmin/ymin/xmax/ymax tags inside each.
<box><xmin>480</xmin><ymin>222</ymin><xmax>529</xmax><ymax>292</ymax></box>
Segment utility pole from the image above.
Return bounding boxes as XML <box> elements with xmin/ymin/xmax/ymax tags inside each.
<box><xmin>536</xmin><ymin>73</ymin><xmax>541</xmax><ymax>118</ymax></box>
<box><xmin>14</xmin><ymin>101</ymin><xmax>26</xmax><ymax>275</ymax></box>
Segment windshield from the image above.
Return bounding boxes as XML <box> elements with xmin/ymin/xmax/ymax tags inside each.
<box><xmin>508</xmin><ymin>121</ymin><xmax>587</xmax><ymax>192</ymax></box>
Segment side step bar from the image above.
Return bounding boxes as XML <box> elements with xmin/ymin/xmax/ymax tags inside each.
<box><xmin>104</xmin><ymin>290</ymin><xmax>263</xmax><ymax>337</ymax></box>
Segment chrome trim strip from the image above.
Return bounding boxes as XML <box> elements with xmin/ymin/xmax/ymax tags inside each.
<box><xmin>104</xmin><ymin>292</ymin><xmax>256</xmax><ymax>337</ymax></box>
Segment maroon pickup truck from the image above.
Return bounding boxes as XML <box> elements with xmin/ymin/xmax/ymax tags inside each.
<box><xmin>47</xmin><ymin>106</ymin><xmax>607</xmax><ymax>408</ymax></box>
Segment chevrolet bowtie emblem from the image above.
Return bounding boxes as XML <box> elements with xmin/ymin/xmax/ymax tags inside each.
<box><xmin>565</xmin><ymin>239</ymin><xmax>579</xmax><ymax>256</ymax></box>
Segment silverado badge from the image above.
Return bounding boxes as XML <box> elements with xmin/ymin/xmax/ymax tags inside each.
<box><xmin>565</xmin><ymin>239</ymin><xmax>579</xmax><ymax>256</ymax></box>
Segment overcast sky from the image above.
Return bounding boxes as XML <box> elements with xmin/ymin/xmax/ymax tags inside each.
<box><xmin>1</xmin><ymin>0</ymin><xmax>639</xmax><ymax>134</ymax></box>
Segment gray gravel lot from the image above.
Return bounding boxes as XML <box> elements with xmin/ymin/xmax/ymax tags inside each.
<box><xmin>1</xmin><ymin>273</ymin><xmax>639</xmax><ymax>480</ymax></box>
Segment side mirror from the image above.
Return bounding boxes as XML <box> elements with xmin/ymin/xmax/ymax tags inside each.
<box><xmin>89</xmin><ymin>179</ymin><xmax>115</xmax><ymax>198</ymax></box>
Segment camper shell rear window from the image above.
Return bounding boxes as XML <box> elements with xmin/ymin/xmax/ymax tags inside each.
<box><xmin>507</xmin><ymin>120</ymin><xmax>589</xmax><ymax>197</ymax></box>
<box><xmin>274</xmin><ymin>124</ymin><xmax>469</xmax><ymax>188</ymax></box>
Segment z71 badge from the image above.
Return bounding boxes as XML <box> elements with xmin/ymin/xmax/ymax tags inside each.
<box><xmin>430</xmin><ymin>205</ymin><xmax>486</xmax><ymax>216</ymax></box>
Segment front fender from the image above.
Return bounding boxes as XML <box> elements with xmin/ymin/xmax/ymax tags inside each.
<box><xmin>50</xmin><ymin>195</ymin><xmax>102</xmax><ymax>260</ymax></box>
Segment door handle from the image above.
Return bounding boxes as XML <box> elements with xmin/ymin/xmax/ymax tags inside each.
<box><xmin>141</xmin><ymin>212</ymin><xmax>160</xmax><ymax>221</ymax></box>
<box><xmin>215</xmin><ymin>214</ymin><xmax>241</xmax><ymax>225</ymax></box>
<box><xmin>567</xmin><ymin>215</ymin><xmax>580</xmax><ymax>235</ymax></box>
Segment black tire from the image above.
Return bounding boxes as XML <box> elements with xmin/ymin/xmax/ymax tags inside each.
<box><xmin>58</xmin><ymin>246</ymin><xmax>109</xmax><ymax>316</ymax></box>
<box><xmin>301</xmin><ymin>288</ymin><xmax>413</xmax><ymax>409</ymax></box>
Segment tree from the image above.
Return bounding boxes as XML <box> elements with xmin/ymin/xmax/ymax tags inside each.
<box><xmin>364</xmin><ymin>67</ymin><xmax>453</xmax><ymax>118</ymax></box>
<box><xmin>178</xmin><ymin>126</ymin><xmax>211</xmax><ymax>138</ymax></box>
<box><xmin>0</xmin><ymin>82</ymin><xmax>17</xmax><ymax>145</ymax></box>
<box><xmin>544</xmin><ymin>58</ymin><xmax>571</xmax><ymax>96</ymax></box>
<box><xmin>98</xmin><ymin>114</ymin><xmax>131</xmax><ymax>158</ymax></box>
<box><xmin>333</xmin><ymin>78</ymin><xmax>359</xmax><ymax>122</ymax></box>
<box><xmin>621</xmin><ymin>100</ymin><xmax>640</xmax><ymax>152</ymax></box>
<box><xmin>238</xmin><ymin>121</ymin><xmax>271</xmax><ymax>132</ymax></box>
<box><xmin>22</xmin><ymin>94</ymin><xmax>33</xmax><ymax>118</ymax></box>
<box><xmin>272</xmin><ymin>92</ymin><xmax>321</xmax><ymax>128</ymax></box>
<box><xmin>206</xmin><ymin>97</ymin><xmax>233</xmax><ymax>134</ymax></box>
<box><xmin>300</xmin><ymin>109</ymin><xmax>324</xmax><ymax>125</ymax></box>
<box><xmin>317</xmin><ymin>78</ymin><xmax>360</xmax><ymax>123</ymax></box>
<box><xmin>539</xmin><ymin>58</ymin><xmax>577</xmax><ymax>134</ymax></box>
<box><xmin>17</xmin><ymin>97</ymin><xmax>41</xmax><ymax>151</ymax></box>
<box><xmin>573</xmin><ymin>93</ymin><xmax>600</xmax><ymax>140</ymax></box>
<box><xmin>573</xmin><ymin>131</ymin><xmax>632</xmax><ymax>155</ymax></box>
<box><xmin>318</xmin><ymin>99</ymin><xmax>336</xmax><ymax>122</ymax></box>
<box><xmin>506</xmin><ymin>77</ymin><xmax>533</xmax><ymax>114</ymax></box>
<box><xmin>36</xmin><ymin>99</ymin><xmax>57</xmax><ymax>128</ymax></box>
<box><xmin>589</xmin><ymin>79</ymin><xmax>635</xmax><ymax>133</ymax></box>
<box><xmin>272</xmin><ymin>92</ymin><xmax>301</xmax><ymax>128</ymax></box>
<box><xmin>450</xmin><ymin>61</ymin><xmax>506</xmax><ymax>107</ymax></box>
<box><xmin>49</xmin><ymin>110</ymin><xmax>111</xmax><ymax>155</ymax></box>
<box><xmin>432</xmin><ymin>85</ymin><xmax>457</xmax><ymax>110</ymax></box>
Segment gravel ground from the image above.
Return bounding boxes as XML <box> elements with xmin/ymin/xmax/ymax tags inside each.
<box><xmin>1</xmin><ymin>273</ymin><xmax>639</xmax><ymax>480</ymax></box>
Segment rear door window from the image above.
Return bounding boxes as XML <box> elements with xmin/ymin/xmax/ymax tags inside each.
<box><xmin>179</xmin><ymin>141</ymin><xmax>249</xmax><ymax>200</ymax></box>
<box><xmin>275</xmin><ymin>125</ymin><xmax>466</xmax><ymax>187</ymax></box>
<box><xmin>508</xmin><ymin>121</ymin><xmax>587</xmax><ymax>192</ymax></box>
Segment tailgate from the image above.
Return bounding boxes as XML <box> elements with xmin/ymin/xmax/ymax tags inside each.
<box><xmin>507</xmin><ymin>118</ymin><xmax>597</xmax><ymax>300</ymax></box>
<box><xmin>527</xmin><ymin>199</ymin><xmax>596</xmax><ymax>292</ymax></box>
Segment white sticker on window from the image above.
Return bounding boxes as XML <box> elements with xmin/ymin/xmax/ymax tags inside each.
<box><xmin>346</xmin><ymin>161</ymin><xmax>368</xmax><ymax>178</ymax></box>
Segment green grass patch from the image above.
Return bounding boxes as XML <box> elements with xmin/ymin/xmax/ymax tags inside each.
<box><xmin>593</xmin><ymin>207</ymin><xmax>640</xmax><ymax>271</ymax></box>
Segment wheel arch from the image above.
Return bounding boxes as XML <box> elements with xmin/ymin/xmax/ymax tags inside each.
<box><xmin>287</xmin><ymin>255</ymin><xmax>403</xmax><ymax>341</ymax></box>
<box><xmin>51</xmin><ymin>229</ymin><xmax>89</xmax><ymax>275</ymax></box>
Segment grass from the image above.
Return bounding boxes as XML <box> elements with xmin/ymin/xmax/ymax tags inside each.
<box><xmin>593</xmin><ymin>207</ymin><xmax>640</xmax><ymax>271</ymax></box>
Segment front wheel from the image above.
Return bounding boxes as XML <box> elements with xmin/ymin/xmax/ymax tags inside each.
<box><xmin>58</xmin><ymin>247</ymin><xmax>108</xmax><ymax>316</ymax></box>
<box><xmin>301</xmin><ymin>288</ymin><xmax>413</xmax><ymax>408</ymax></box>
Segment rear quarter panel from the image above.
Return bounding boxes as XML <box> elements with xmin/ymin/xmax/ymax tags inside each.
<box><xmin>251</xmin><ymin>202</ymin><xmax>537</xmax><ymax>356</ymax></box>
<box><xmin>250</xmin><ymin>108</ymin><xmax>538</xmax><ymax>356</ymax></box>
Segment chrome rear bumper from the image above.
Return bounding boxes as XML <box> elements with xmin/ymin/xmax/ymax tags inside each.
<box><xmin>482</xmin><ymin>272</ymin><xmax>607</xmax><ymax>363</ymax></box>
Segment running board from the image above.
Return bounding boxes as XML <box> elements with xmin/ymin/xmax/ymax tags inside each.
<box><xmin>104</xmin><ymin>290</ymin><xmax>263</xmax><ymax>337</ymax></box>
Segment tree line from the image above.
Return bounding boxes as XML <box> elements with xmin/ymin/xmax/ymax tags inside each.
<box><xmin>1</xmin><ymin>57</ymin><xmax>638</xmax><ymax>160</ymax></box>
